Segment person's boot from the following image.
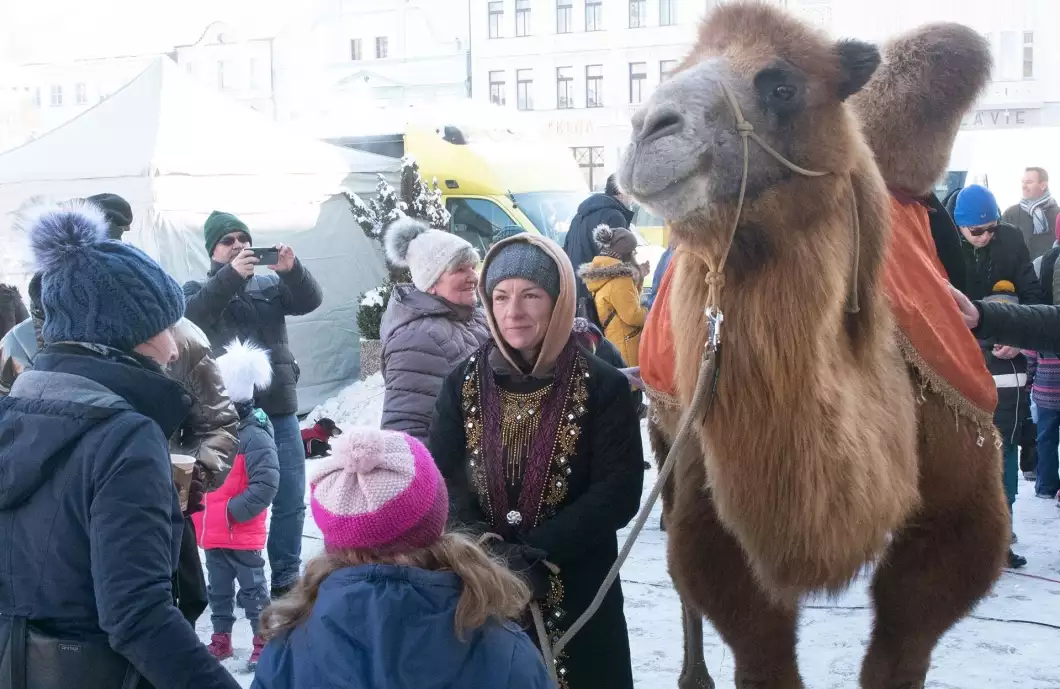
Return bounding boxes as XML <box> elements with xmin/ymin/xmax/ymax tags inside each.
<box><xmin>1023</xmin><ymin>470</ymin><xmax>1036</xmax><ymax>481</ymax></box>
<box><xmin>271</xmin><ymin>583</ymin><xmax>293</xmax><ymax>600</ymax></box>
<box><xmin>1007</xmin><ymin>549</ymin><xmax>1027</xmax><ymax>569</ymax></box>
<box><xmin>207</xmin><ymin>632</ymin><xmax>234</xmax><ymax>661</ymax></box>
<box><xmin>248</xmin><ymin>635</ymin><xmax>266</xmax><ymax>671</ymax></box>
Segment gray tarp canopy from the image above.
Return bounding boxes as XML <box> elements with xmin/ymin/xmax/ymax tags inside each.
<box><xmin>0</xmin><ymin>57</ymin><xmax>397</xmax><ymax>412</ymax></box>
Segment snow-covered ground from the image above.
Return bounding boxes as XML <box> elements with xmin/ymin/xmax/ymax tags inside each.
<box><xmin>204</xmin><ymin>379</ymin><xmax>1060</xmax><ymax>688</ymax></box>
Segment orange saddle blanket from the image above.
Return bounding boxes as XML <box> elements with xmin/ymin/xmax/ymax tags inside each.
<box><xmin>881</xmin><ymin>195</ymin><xmax>996</xmax><ymax>418</ymax></box>
<box><xmin>640</xmin><ymin>196</ymin><xmax>996</xmax><ymax>420</ymax></box>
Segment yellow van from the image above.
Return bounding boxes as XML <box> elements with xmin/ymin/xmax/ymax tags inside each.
<box><xmin>631</xmin><ymin>205</ymin><xmax>669</xmax><ymax>247</ymax></box>
<box><xmin>331</xmin><ymin>123</ymin><xmax>589</xmax><ymax>254</ymax></box>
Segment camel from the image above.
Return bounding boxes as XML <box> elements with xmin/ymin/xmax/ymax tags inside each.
<box><xmin>620</xmin><ymin>5</ymin><xmax>1007</xmax><ymax>689</ymax></box>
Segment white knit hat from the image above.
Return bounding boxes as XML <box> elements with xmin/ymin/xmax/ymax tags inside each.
<box><xmin>384</xmin><ymin>217</ymin><xmax>479</xmax><ymax>291</ymax></box>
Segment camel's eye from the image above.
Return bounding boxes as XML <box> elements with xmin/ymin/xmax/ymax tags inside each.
<box><xmin>773</xmin><ymin>84</ymin><xmax>797</xmax><ymax>101</ymax></box>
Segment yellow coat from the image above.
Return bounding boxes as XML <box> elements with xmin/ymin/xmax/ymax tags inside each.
<box><xmin>578</xmin><ymin>256</ymin><xmax>647</xmax><ymax>366</ymax></box>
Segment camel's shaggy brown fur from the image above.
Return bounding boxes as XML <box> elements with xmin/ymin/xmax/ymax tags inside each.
<box><xmin>852</xmin><ymin>24</ymin><xmax>992</xmax><ymax>196</ymax></box>
<box><xmin>633</xmin><ymin>4</ymin><xmax>1007</xmax><ymax>688</ymax></box>
<box><xmin>669</xmin><ymin>4</ymin><xmax>919</xmax><ymax>599</ymax></box>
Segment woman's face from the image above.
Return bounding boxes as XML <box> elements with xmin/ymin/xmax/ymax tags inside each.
<box><xmin>491</xmin><ymin>278</ymin><xmax>554</xmax><ymax>355</ymax></box>
<box><xmin>429</xmin><ymin>263</ymin><xmax>479</xmax><ymax>307</ymax></box>
<box><xmin>134</xmin><ymin>328</ymin><xmax>179</xmax><ymax>366</ymax></box>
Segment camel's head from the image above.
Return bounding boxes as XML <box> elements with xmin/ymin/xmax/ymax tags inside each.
<box><xmin>619</xmin><ymin>2</ymin><xmax>880</xmax><ymax>225</ymax></box>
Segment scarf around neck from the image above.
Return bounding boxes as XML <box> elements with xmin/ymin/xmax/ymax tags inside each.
<box><xmin>1020</xmin><ymin>192</ymin><xmax>1054</xmax><ymax>235</ymax></box>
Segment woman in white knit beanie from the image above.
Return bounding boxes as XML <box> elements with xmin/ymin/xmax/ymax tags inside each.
<box><xmin>378</xmin><ymin>218</ymin><xmax>491</xmax><ymax>442</ymax></box>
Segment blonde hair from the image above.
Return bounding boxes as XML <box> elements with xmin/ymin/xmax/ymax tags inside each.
<box><xmin>259</xmin><ymin>532</ymin><xmax>530</xmax><ymax>642</ymax></box>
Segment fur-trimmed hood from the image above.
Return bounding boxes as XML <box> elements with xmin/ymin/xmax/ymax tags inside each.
<box><xmin>578</xmin><ymin>256</ymin><xmax>643</xmax><ymax>293</ymax></box>
<box><xmin>851</xmin><ymin>23</ymin><xmax>992</xmax><ymax>196</ymax></box>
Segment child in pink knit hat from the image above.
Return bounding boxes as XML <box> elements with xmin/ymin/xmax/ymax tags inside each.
<box><xmin>250</xmin><ymin>428</ymin><xmax>553</xmax><ymax>689</ymax></box>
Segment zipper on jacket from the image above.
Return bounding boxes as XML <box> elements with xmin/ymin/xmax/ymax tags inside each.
<box><xmin>1010</xmin><ymin>359</ymin><xmax>1020</xmax><ymax>445</ymax></box>
<box><xmin>199</xmin><ymin>500</ymin><xmax>208</xmax><ymax>542</ymax></box>
<box><xmin>226</xmin><ymin>500</ymin><xmax>234</xmax><ymax>543</ymax></box>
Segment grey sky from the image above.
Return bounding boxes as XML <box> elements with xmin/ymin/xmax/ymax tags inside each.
<box><xmin>0</xmin><ymin>0</ymin><xmax>297</xmax><ymax>63</ymax></box>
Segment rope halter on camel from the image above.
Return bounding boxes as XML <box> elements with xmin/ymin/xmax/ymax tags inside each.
<box><xmin>533</xmin><ymin>79</ymin><xmax>858</xmax><ymax>683</ymax></box>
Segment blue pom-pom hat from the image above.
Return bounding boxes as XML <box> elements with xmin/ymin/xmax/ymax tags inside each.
<box><xmin>21</xmin><ymin>199</ymin><xmax>185</xmax><ymax>351</ymax></box>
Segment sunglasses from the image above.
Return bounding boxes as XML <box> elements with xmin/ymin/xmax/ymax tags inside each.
<box><xmin>218</xmin><ymin>234</ymin><xmax>251</xmax><ymax>246</ymax></box>
<box><xmin>968</xmin><ymin>226</ymin><xmax>996</xmax><ymax>237</ymax></box>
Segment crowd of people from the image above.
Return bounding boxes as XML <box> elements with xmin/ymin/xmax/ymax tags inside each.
<box><xmin>0</xmin><ymin>163</ymin><xmax>1057</xmax><ymax>689</ymax></box>
<box><xmin>945</xmin><ymin>167</ymin><xmax>1060</xmax><ymax>569</ymax></box>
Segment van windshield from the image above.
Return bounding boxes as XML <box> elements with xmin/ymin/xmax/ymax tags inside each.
<box><xmin>511</xmin><ymin>192</ymin><xmax>583</xmax><ymax>244</ymax></box>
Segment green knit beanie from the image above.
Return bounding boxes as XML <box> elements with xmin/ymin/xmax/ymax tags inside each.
<box><xmin>204</xmin><ymin>211</ymin><xmax>251</xmax><ymax>256</ymax></box>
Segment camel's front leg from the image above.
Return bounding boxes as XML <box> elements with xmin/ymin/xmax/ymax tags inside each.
<box><xmin>679</xmin><ymin>599</ymin><xmax>714</xmax><ymax>689</ymax></box>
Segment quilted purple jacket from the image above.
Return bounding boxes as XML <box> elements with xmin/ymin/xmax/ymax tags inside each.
<box><xmin>380</xmin><ymin>285</ymin><xmax>489</xmax><ymax>442</ymax></box>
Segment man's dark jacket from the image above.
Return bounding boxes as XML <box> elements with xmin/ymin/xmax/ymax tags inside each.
<box><xmin>184</xmin><ymin>261</ymin><xmax>323</xmax><ymax>417</ymax></box>
<box><xmin>959</xmin><ymin>222</ymin><xmax>1043</xmax><ymax>443</ymax></box>
<box><xmin>564</xmin><ymin>194</ymin><xmax>634</xmax><ymax>327</ymax></box>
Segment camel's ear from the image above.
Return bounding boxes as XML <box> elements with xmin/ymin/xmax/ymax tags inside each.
<box><xmin>835</xmin><ymin>39</ymin><xmax>881</xmax><ymax>101</ymax></box>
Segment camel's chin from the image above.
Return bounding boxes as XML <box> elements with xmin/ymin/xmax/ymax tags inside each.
<box><xmin>630</xmin><ymin>175</ymin><xmax>711</xmax><ymax>226</ymax></box>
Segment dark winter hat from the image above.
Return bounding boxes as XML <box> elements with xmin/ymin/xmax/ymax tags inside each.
<box><xmin>204</xmin><ymin>211</ymin><xmax>251</xmax><ymax>256</ymax></box>
<box><xmin>605</xmin><ymin>174</ymin><xmax>622</xmax><ymax>198</ymax></box>
<box><xmin>953</xmin><ymin>184</ymin><xmax>1000</xmax><ymax>228</ymax></box>
<box><xmin>86</xmin><ymin>193</ymin><xmax>133</xmax><ymax>240</ymax></box>
<box><xmin>484</xmin><ymin>240</ymin><xmax>561</xmax><ymax>301</ymax></box>
<box><xmin>593</xmin><ymin>225</ymin><xmax>638</xmax><ymax>259</ymax></box>
<box><xmin>26</xmin><ymin>200</ymin><xmax>185</xmax><ymax>351</ymax></box>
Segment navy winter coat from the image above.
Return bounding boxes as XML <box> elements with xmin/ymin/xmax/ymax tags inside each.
<box><xmin>251</xmin><ymin>564</ymin><xmax>552</xmax><ymax>689</ymax></box>
<box><xmin>0</xmin><ymin>345</ymin><xmax>239</xmax><ymax>689</ymax></box>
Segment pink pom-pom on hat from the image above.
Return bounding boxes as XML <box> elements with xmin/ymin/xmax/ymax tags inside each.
<box><xmin>310</xmin><ymin>428</ymin><xmax>448</xmax><ymax>554</ymax></box>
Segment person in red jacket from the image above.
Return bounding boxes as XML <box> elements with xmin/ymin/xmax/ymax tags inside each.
<box><xmin>193</xmin><ymin>339</ymin><xmax>280</xmax><ymax>670</ymax></box>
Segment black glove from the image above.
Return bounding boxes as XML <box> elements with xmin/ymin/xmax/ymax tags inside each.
<box><xmin>184</xmin><ymin>465</ymin><xmax>206</xmax><ymax>516</ymax></box>
<box><xmin>486</xmin><ymin>540</ymin><xmax>552</xmax><ymax>600</ymax></box>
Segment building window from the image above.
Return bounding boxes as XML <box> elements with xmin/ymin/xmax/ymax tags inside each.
<box><xmin>1023</xmin><ymin>31</ymin><xmax>1034</xmax><ymax>79</ymax></box>
<box><xmin>249</xmin><ymin>58</ymin><xmax>260</xmax><ymax>89</ymax></box>
<box><xmin>660</xmin><ymin>0</ymin><xmax>676</xmax><ymax>26</ymax></box>
<box><xmin>629</xmin><ymin>0</ymin><xmax>646</xmax><ymax>28</ymax></box>
<box><xmin>660</xmin><ymin>59</ymin><xmax>678</xmax><ymax>81</ymax></box>
<box><xmin>217</xmin><ymin>61</ymin><xmax>230</xmax><ymax>90</ymax></box>
<box><xmin>557</xmin><ymin>66</ymin><xmax>574</xmax><ymax>109</ymax></box>
<box><xmin>49</xmin><ymin>85</ymin><xmax>64</xmax><ymax>107</ymax></box>
<box><xmin>516</xmin><ymin>0</ymin><xmax>531</xmax><ymax>37</ymax></box>
<box><xmin>351</xmin><ymin>38</ymin><xmax>362</xmax><ymax>60</ymax></box>
<box><xmin>573</xmin><ymin>146</ymin><xmax>606</xmax><ymax>191</ymax></box>
<box><xmin>32</xmin><ymin>87</ymin><xmax>41</xmax><ymax>108</ymax></box>
<box><xmin>75</xmin><ymin>82</ymin><xmax>87</xmax><ymax>105</ymax></box>
<box><xmin>376</xmin><ymin>36</ymin><xmax>389</xmax><ymax>59</ymax></box>
<box><xmin>629</xmin><ymin>62</ymin><xmax>646</xmax><ymax>104</ymax></box>
<box><xmin>585</xmin><ymin>65</ymin><xmax>603</xmax><ymax>108</ymax></box>
<box><xmin>489</xmin><ymin>70</ymin><xmax>506</xmax><ymax>106</ymax></box>
<box><xmin>557</xmin><ymin>0</ymin><xmax>573</xmax><ymax>34</ymax></box>
<box><xmin>586</xmin><ymin>0</ymin><xmax>603</xmax><ymax>32</ymax></box>
<box><xmin>489</xmin><ymin>1</ymin><xmax>504</xmax><ymax>39</ymax></box>
<box><xmin>517</xmin><ymin>69</ymin><xmax>534</xmax><ymax>111</ymax></box>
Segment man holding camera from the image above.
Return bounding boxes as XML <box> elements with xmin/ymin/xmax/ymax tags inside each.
<box><xmin>184</xmin><ymin>210</ymin><xmax>323</xmax><ymax>598</ymax></box>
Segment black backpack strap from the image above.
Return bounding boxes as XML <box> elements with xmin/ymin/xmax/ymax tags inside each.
<box><xmin>600</xmin><ymin>310</ymin><xmax>618</xmax><ymax>331</ymax></box>
<box><xmin>10</xmin><ymin>616</ymin><xmax>25</xmax><ymax>689</ymax></box>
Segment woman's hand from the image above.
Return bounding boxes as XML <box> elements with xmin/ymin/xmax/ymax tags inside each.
<box><xmin>949</xmin><ymin>285</ymin><xmax>980</xmax><ymax>329</ymax></box>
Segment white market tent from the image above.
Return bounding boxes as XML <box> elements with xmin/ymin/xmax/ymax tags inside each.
<box><xmin>0</xmin><ymin>57</ymin><xmax>397</xmax><ymax>412</ymax></box>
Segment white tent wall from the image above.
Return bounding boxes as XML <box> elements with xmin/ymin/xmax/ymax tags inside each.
<box><xmin>0</xmin><ymin>57</ymin><xmax>392</xmax><ymax>413</ymax></box>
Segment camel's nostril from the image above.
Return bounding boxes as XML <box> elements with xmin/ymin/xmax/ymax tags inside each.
<box><xmin>638</xmin><ymin>108</ymin><xmax>685</xmax><ymax>145</ymax></box>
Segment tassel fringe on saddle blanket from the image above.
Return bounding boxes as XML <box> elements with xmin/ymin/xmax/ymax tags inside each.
<box><xmin>639</xmin><ymin>195</ymin><xmax>997</xmax><ymax>430</ymax></box>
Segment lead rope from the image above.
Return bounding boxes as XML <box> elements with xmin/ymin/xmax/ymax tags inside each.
<box><xmin>533</xmin><ymin>82</ymin><xmax>852</xmax><ymax>683</ymax></box>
